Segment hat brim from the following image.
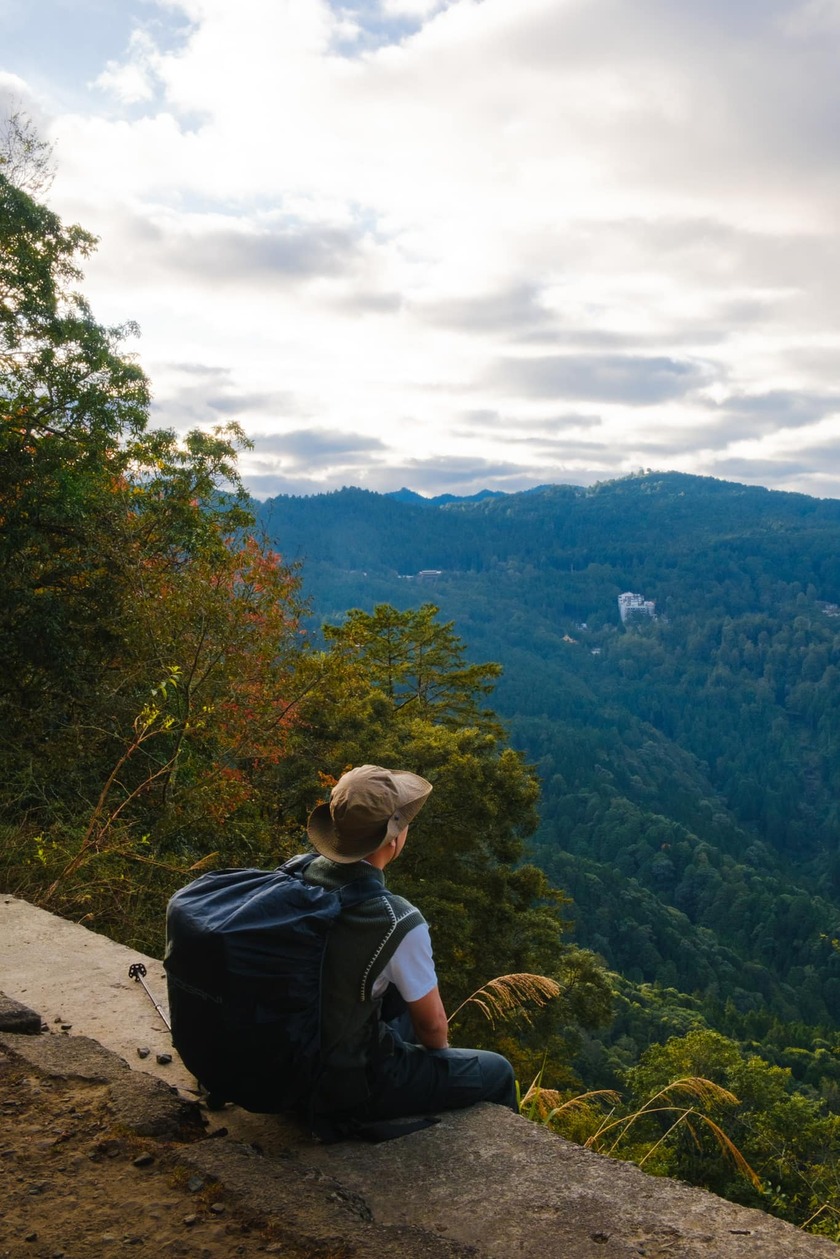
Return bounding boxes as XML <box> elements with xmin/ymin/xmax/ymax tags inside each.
<box><xmin>306</xmin><ymin>800</ymin><xmax>385</xmax><ymax>863</ymax></box>
<box><xmin>306</xmin><ymin>772</ymin><xmax>432</xmax><ymax>864</ymax></box>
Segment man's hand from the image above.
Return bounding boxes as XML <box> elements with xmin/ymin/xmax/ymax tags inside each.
<box><xmin>406</xmin><ymin>985</ymin><xmax>449</xmax><ymax>1050</ymax></box>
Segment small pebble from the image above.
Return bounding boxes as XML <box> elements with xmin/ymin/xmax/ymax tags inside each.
<box><xmin>137</xmin><ymin>1046</ymin><xmax>150</xmax><ymax>1060</ymax></box>
<box><xmin>210</xmin><ymin>1203</ymin><xmax>225</xmax><ymax>1215</ymax></box>
<box><xmin>24</xmin><ymin>1233</ymin><xmax>37</xmax><ymax>1243</ymax></box>
<box><xmin>156</xmin><ymin>1052</ymin><xmax>172</xmax><ymax>1065</ymax></box>
<box><xmin>60</xmin><ymin>1023</ymin><xmax>72</xmax><ymax>1031</ymax></box>
<box><xmin>187</xmin><ymin>1174</ymin><xmax>204</xmax><ymax>1192</ymax></box>
<box><xmin>132</xmin><ymin>1153</ymin><xmax>154</xmax><ymax>1168</ymax></box>
<box><xmin>182</xmin><ymin>1214</ymin><xmax>198</xmax><ymax>1227</ymax></box>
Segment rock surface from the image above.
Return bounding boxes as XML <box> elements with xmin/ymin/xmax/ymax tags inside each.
<box><xmin>1</xmin><ymin>893</ymin><xmax>837</xmax><ymax>1257</ymax></box>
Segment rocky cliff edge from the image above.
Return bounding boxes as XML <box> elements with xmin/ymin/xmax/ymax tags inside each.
<box><xmin>1</xmin><ymin>893</ymin><xmax>836</xmax><ymax>1259</ymax></box>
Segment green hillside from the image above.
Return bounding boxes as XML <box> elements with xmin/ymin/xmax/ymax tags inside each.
<box><xmin>256</xmin><ymin>474</ymin><xmax>840</xmax><ymax>1060</ymax></box>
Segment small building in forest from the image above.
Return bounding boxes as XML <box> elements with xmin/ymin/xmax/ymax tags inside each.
<box><xmin>618</xmin><ymin>591</ymin><xmax>656</xmax><ymax>623</ymax></box>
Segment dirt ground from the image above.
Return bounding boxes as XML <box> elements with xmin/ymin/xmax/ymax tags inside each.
<box><xmin>0</xmin><ymin>1034</ymin><xmax>473</xmax><ymax>1259</ymax></box>
<box><xmin>0</xmin><ymin>1048</ymin><xmax>335</xmax><ymax>1259</ymax></box>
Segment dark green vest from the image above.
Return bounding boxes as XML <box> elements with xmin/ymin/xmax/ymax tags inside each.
<box><xmin>304</xmin><ymin>855</ymin><xmax>425</xmax><ymax>1113</ymax></box>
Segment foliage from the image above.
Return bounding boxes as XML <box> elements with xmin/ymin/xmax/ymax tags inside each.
<box><xmin>269</xmin><ymin>601</ymin><xmax>613</xmax><ymax>1083</ymax></box>
<box><xmin>624</xmin><ymin>1030</ymin><xmax>840</xmax><ymax>1237</ymax></box>
<box><xmin>0</xmin><ymin>109</ymin><xmax>55</xmax><ymax>195</ymax></box>
<box><xmin>323</xmin><ymin>602</ymin><xmax>503</xmax><ymax>729</ymax></box>
<box><xmin>255</xmin><ymin>477</ymin><xmax>840</xmax><ymax>1049</ymax></box>
<box><xmin>255</xmin><ymin>475</ymin><xmax>840</xmax><ymax>1231</ymax></box>
<box><xmin>0</xmin><ymin>169</ymin><xmax>306</xmax><ymax>942</ymax></box>
<box><xmin>519</xmin><ymin>1076</ymin><xmax>621</xmax><ymax>1145</ymax></box>
<box><xmin>0</xmin><ymin>166</ymin><xmax>608</xmax><ymax>1081</ymax></box>
<box><xmin>587</xmin><ymin>1074</ymin><xmax>759</xmax><ymax>1189</ymax></box>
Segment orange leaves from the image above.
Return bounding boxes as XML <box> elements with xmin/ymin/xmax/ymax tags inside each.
<box><xmin>116</xmin><ymin>513</ymin><xmax>307</xmax><ymax>828</ymax></box>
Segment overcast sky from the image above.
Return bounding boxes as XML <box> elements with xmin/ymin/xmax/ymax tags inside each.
<box><xmin>4</xmin><ymin>0</ymin><xmax>840</xmax><ymax>500</ymax></box>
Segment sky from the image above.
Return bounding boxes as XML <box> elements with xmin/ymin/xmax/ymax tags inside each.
<box><xmin>3</xmin><ymin>0</ymin><xmax>840</xmax><ymax>501</ymax></box>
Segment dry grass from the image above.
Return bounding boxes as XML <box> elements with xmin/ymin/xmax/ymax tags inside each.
<box><xmin>583</xmin><ymin>1076</ymin><xmax>762</xmax><ymax>1191</ymax></box>
<box><xmin>521</xmin><ymin>1082</ymin><xmax>621</xmax><ymax>1127</ymax></box>
<box><xmin>448</xmin><ymin>972</ymin><xmax>561</xmax><ymax>1028</ymax></box>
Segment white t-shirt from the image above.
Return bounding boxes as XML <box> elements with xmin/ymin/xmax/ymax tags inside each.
<box><xmin>371</xmin><ymin>922</ymin><xmax>438</xmax><ymax>1003</ymax></box>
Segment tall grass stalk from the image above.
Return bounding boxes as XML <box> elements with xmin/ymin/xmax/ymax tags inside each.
<box><xmin>448</xmin><ymin>972</ymin><xmax>561</xmax><ymax>1028</ymax></box>
<box><xmin>582</xmin><ymin>1077</ymin><xmax>761</xmax><ymax>1190</ymax></box>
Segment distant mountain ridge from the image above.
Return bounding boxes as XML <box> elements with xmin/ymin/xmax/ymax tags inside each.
<box><xmin>386</xmin><ymin>486</ymin><xmax>510</xmax><ymax>505</ymax></box>
<box><xmin>255</xmin><ymin>471</ymin><xmax>840</xmax><ymax>578</ymax></box>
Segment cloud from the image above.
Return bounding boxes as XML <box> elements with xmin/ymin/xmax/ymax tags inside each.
<box><xmin>117</xmin><ymin>212</ymin><xmax>364</xmax><ymax>287</ymax></box>
<box><xmin>414</xmin><ymin>283</ymin><xmax>552</xmax><ymax>334</ymax></box>
<box><xmin>0</xmin><ymin>73</ymin><xmax>42</xmax><ymax>115</ymax></box>
<box><xmin>240</xmin><ymin>472</ymin><xmax>344</xmax><ymax>500</ymax></box>
<box><xmin>712</xmin><ymin>389</ymin><xmax>840</xmax><ymax>430</ymax></box>
<box><xmin>359</xmin><ymin>455</ymin><xmax>596</xmax><ymax>497</ymax></box>
<box><xmin>149</xmin><ymin>364</ymin><xmax>300</xmax><ymax>431</ymax></box>
<box><xmin>243</xmin><ymin>445</ymin><xmax>611</xmax><ymax>501</ymax></box>
<box><xmin>95</xmin><ymin>31</ymin><xmax>159</xmax><ymax>103</ymax></box>
<box><xmin>492</xmin><ymin>354</ymin><xmax>713</xmax><ymax>405</ymax></box>
<box><xmin>247</xmin><ymin>427</ymin><xmax>386</xmax><ymax>468</ymax></box>
<box><xmin>454</xmin><ymin>409</ymin><xmax>603</xmax><ymax>434</ymax></box>
<box><xmin>9</xmin><ymin>0</ymin><xmax>840</xmax><ymax>501</ymax></box>
<box><xmin>775</xmin><ymin>438</ymin><xmax>840</xmax><ymax>475</ymax></box>
<box><xmin>709</xmin><ymin>455</ymin><xmax>820</xmax><ymax>483</ymax></box>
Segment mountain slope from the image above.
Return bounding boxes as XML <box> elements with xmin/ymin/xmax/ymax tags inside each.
<box><xmin>254</xmin><ymin>472</ymin><xmax>840</xmax><ymax>1045</ymax></box>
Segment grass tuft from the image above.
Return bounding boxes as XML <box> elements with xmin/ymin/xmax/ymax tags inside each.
<box><xmin>448</xmin><ymin>972</ymin><xmax>561</xmax><ymax>1028</ymax></box>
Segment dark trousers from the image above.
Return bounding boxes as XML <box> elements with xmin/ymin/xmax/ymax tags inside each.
<box><xmin>356</xmin><ymin>1010</ymin><xmax>518</xmax><ymax>1121</ymax></box>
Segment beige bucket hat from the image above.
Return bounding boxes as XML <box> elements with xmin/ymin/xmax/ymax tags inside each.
<box><xmin>306</xmin><ymin>764</ymin><xmax>433</xmax><ymax>863</ymax></box>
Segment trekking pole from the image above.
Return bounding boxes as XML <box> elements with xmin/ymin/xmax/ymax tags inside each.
<box><xmin>128</xmin><ymin>962</ymin><xmax>171</xmax><ymax>1032</ymax></box>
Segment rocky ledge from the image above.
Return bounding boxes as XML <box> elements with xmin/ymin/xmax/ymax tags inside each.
<box><xmin>1</xmin><ymin>896</ymin><xmax>838</xmax><ymax>1258</ymax></box>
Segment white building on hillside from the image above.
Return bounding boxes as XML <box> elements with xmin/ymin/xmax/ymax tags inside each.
<box><xmin>618</xmin><ymin>591</ymin><xmax>656</xmax><ymax>623</ymax></box>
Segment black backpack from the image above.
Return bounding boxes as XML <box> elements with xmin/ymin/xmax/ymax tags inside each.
<box><xmin>164</xmin><ymin>853</ymin><xmax>383</xmax><ymax>1115</ymax></box>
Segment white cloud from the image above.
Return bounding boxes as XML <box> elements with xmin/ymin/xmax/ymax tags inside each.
<box><xmin>94</xmin><ymin>31</ymin><xmax>163</xmax><ymax>103</ymax></box>
<box><xmin>780</xmin><ymin>0</ymin><xmax>840</xmax><ymax>36</ymax></box>
<box><xmin>6</xmin><ymin>0</ymin><xmax>840</xmax><ymax>497</ymax></box>
<box><xmin>380</xmin><ymin>0</ymin><xmax>446</xmax><ymax>17</ymax></box>
<box><xmin>95</xmin><ymin>61</ymin><xmax>154</xmax><ymax>103</ymax></box>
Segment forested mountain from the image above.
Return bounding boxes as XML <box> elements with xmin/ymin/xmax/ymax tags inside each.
<box><xmin>256</xmin><ymin>476</ymin><xmax>840</xmax><ymax>1080</ymax></box>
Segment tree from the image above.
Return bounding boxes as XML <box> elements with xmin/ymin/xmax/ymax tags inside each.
<box><xmin>323</xmin><ymin>603</ymin><xmax>503</xmax><ymax>729</ymax></box>
<box><xmin>624</xmin><ymin>1029</ymin><xmax>840</xmax><ymax>1236</ymax></box>
<box><xmin>0</xmin><ymin>108</ymin><xmax>55</xmax><ymax>195</ymax></box>
<box><xmin>1</xmin><ymin>169</ymin><xmax>151</xmax><ymax>800</ymax></box>
<box><xmin>273</xmin><ymin>602</ymin><xmax>612</xmax><ymax>1083</ymax></box>
<box><xmin>0</xmin><ymin>163</ymin><xmax>308</xmax><ymax>945</ymax></box>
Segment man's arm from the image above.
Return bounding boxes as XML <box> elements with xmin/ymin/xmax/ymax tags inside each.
<box><xmin>406</xmin><ymin>985</ymin><xmax>449</xmax><ymax>1050</ymax></box>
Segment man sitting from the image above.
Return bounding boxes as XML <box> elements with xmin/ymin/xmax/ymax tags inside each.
<box><xmin>303</xmin><ymin>763</ymin><xmax>518</xmax><ymax>1129</ymax></box>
